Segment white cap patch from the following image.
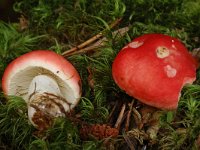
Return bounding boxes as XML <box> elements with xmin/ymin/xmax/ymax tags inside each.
<box><xmin>129</xmin><ymin>41</ymin><xmax>143</xmax><ymax>48</ymax></box>
<box><xmin>164</xmin><ymin>65</ymin><xmax>177</xmax><ymax>78</ymax></box>
<box><xmin>156</xmin><ymin>46</ymin><xmax>170</xmax><ymax>58</ymax></box>
<box><xmin>172</xmin><ymin>44</ymin><xmax>177</xmax><ymax>50</ymax></box>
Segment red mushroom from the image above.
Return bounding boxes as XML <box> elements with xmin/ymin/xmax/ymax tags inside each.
<box><xmin>2</xmin><ymin>50</ymin><xmax>81</xmax><ymax>128</ymax></box>
<box><xmin>112</xmin><ymin>34</ymin><xmax>197</xmax><ymax>110</ymax></box>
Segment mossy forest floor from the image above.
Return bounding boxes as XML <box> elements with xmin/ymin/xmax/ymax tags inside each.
<box><xmin>0</xmin><ymin>0</ymin><xmax>200</xmax><ymax>149</ymax></box>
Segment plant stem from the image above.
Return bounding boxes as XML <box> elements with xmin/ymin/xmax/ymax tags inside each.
<box><xmin>125</xmin><ymin>100</ymin><xmax>134</xmax><ymax>131</ymax></box>
<box><xmin>64</xmin><ymin>45</ymin><xmax>106</xmax><ymax>57</ymax></box>
<box><xmin>62</xmin><ymin>33</ymin><xmax>103</xmax><ymax>57</ymax></box>
<box><xmin>62</xmin><ymin>26</ymin><xmax>129</xmax><ymax>57</ymax></box>
<box><xmin>123</xmin><ymin>132</ymin><xmax>136</xmax><ymax>150</ymax></box>
<box><xmin>62</xmin><ymin>18</ymin><xmax>122</xmax><ymax>57</ymax></box>
<box><xmin>132</xmin><ymin>107</ymin><xmax>142</xmax><ymax>129</ymax></box>
<box><xmin>114</xmin><ymin>103</ymin><xmax>126</xmax><ymax>129</ymax></box>
<box><xmin>107</xmin><ymin>101</ymin><xmax>119</xmax><ymax>123</ymax></box>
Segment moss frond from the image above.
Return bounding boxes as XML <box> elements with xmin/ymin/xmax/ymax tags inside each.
<box><xmin>13</xmin><ymin>0</ymin><xmax>125</xmax><ymax>46</ymax></box>
<box><xmin>0</xmin><ymin>22</ymin><xmax>42</xmax><ymax>59</ymax></box>
<box><xmin>0</xmin><ymin>22</ymin><xmax>44</xmax><ymax>78</ymax></box>
<box><xmin>0</xmin><ymin>95</ymin><xmax>34</xmax><ymax>149</ymax></box>
<box><xmin>1</xmin><ymin>0</ymin><xmax>200</xmax><ymax>149</ymax></box>
<box><xmin>158</xmin><ymin>84</ymin><xmax>200</xmax><ymax>149</ymax></box>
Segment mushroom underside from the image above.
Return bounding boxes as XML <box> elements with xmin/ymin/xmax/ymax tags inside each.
<box><xmin>7</xmin><ymin>66</ymin><xmax>81</xmax><ymax>127</ymax></box>
<box><xmin>8</xmin><ymin>66</ymin><xmax>78</xmax><ymax>106</ymax></box>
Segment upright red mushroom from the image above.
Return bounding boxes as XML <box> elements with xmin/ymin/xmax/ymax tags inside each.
<box><xmin>2</xmin><ymin>50</ymin><xmax>81</xmax><ymax>129</ymax></box>
<box><xmin>112</xmin><ymin>34</ymin><xmax>197</xmax><ymax>110</ymax></box>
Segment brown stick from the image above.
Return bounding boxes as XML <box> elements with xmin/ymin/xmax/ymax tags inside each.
<box><xmin>62</xmin><ymin>26</ymin><xmax>129</xmax><ymax>57</ymax></box>
<box><xmin>62</xmin><ymin>45</ymin><xmax>105</xmax><ymax>57</ymax></box>
<box><xmin>132</xmin><ymin>107</ymin><xmax>142</xmax><ymax>129</ymax></box>
<box><xmin>62</xmin><ymin>33</ymin><xmax>103</xmax><ymax>57</ymax></box>
<box><xmin>191</xmin><ymin>48</ymin><xmax>200</xmax><ymax>68</ymax></box>
<box><xmin>123</xmin><ymin>132</ymin><xmax>136</xmax><ymax>150</ymax></box>
<box><xmin>125</xmin><ymin>100</ymin><xmax>134</xmax><ymax>131</ymax></box>
<box><xmin>107</xmin><ymin>101</ymin><xmax>119</xmax><ymax>123</ymax></box>
<box><xmin>62</xmin><ymin>18</ymin><xmax>122</xmax><ymax>57</ymax></box>
<box><xmin>114</xmin><ymin>103</ymin><xmax>126</xmax><ymax>129</ymax></box>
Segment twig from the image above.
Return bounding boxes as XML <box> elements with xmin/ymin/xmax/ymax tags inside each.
<box><xmin>123</xmin><ymin>131</ymin><xmax>136</xmax><ymax>150</ymax></box>
<box><xmin>62</xmin><ymin>18</ymin><xmax>122</xmax><ymax>57</ymax></box>
<box><xmin>114</xmin><ymin>103</ymin><xmax>126</xmax><ymax>129</ymax></box>
<box><xmin>62</xmin><ymin>33</ymin><xmax>103</xmax><ymax>57</ymax></box>
<box><xmin>63</xmin><ymin>45</ymin><xmax>106</xmax><ymax>57</ymax></box>
<box><xmin>191</xmin><ymin>48</ymin><xmax>200</xmax><ymax>59</ymax></box>
<box><xmin>109</xmin><ymin>18</ymin><xmax>123</xmax><ymax>29</ymax></box>
<box><xmin>132</xmin><ymin>108</ymin><xmax>142</xmax><ymax>122</ymax></box>
<box><xmin>89</xmin><ymin>26</ymin><xmax>129</xmax><ymax>48</ymax></box>
<box><xmin>62</xmin><ymin>26</ymin><xmax>129</xmax><ymax>57</ymax></box>
<box><xmin>191</xmin><ymin>48</ymin><xmax>200</xmax><ymax>68</ymax></box>
<box><xmin>132</xmin><ymin>107</ymin><xmax>142</xmax><ymax>129</ymax></box>
<box><xmin>107</xmin><ymin>101</ymin><xmax>118</xmax><ymax>123</ymax></box>
<box><xmin>125</xmin><ymin>100</ymin><xmax>134</xmax><ymax>131</ymax></box>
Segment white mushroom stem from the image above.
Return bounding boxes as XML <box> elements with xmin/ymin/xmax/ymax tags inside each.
<box><xmin>27</xmin><ymin>75</ymin><xmax>70</xmax><ymax>127</ymax></box>
<box><xmin>2</xmin><ymin>50</ymin><xmax>81</xmax><ymax>129</ymax></box>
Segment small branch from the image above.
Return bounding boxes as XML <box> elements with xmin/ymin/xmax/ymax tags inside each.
<box><xmin>132</xmin><ymin>107</ymin><xmax>142</xmax><ymax>129</ymax></box>
<box><xmin>90</xmin><ymin>26</ymin><xmax>129</xmax><ymax>48</ymax></box>
<box><xmin>62</xmin><ymin>33</ymin><xmax>103</xmax><ymax>57</ymax></box>
<box><xmin>114</xmin><ymin>103</ymin><xmax>126</xmax><ymax>130</ymax></box>
<box><xmin>125</xmin><ymin>100</ymin><xmax>134</xmax><ymax>131</ymax></box>
<box><xmin>107</xmin><ymin>101</ymin><xmax>119</xmax><ymax>123</ymax></box>
<box><xmin>62</xmin><ymin>18</ymin><xmax>122</xmax><ymax>57</ymax></box>
<box><xmin>109</xmin><ymin>18</ymin><xmax>123</xmax><ymax>29</ymax></box>
<box><xmin>191</xmin><ymin>48</ymin><xmax>200</xmax><ymax>68</ymax></box>
<box><xmin>62</xmin><ymin>26</ymin><xmax>129</xmax><ymax>57</ymax></box>
<box><xmin>191</xmin><ymin>48</ymin><xmax>200</xmax><ymax>58</ymax></box>
<box><xmin>63</xmin><ymin>45</ymin><xmax>106</xmax><ymax>57</ymax></box>
<box><xmin>123</xmin><ymin>132</ymin><xmax>136</xmax><ymax>150</ymax></box>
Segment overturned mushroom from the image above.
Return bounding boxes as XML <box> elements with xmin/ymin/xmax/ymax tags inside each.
<box><xmin>112</xmin><ymin>34</ymin><xmax>197</xmax><ymax>110</ymax></box>
<box><xmin>2</xmin><ymin>50</ymin><xmax>81</xmax><ymax>129</ymax></box>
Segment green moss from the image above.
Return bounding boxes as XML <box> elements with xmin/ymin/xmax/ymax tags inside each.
<box><xmin>0</xmin><ymin>0</ymin><xmax>200</xmax><ymax>149</ymax></box>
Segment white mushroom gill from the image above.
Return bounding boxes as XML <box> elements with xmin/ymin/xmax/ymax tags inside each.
<box><xmin>9</xmin><ymin>66</ymin><xmax>77</xmax><ymax>103</ymax></box>
<box><xmin>8</xmin><ymin>66</ymin><xmax>78</xmax><ymax>127</ymax></box>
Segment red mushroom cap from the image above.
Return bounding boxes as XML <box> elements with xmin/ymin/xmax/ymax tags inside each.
<box><xmin>112</xmin><ymin>34</ymin><xmax>197</xmax><ymax>110</ymax></box>
<box><xmin>2</xmin><ymin>50</ymin><xmax>81</xmax><ymax>108</ymax></box>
